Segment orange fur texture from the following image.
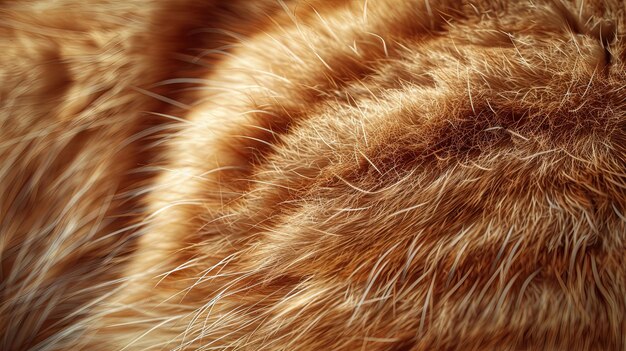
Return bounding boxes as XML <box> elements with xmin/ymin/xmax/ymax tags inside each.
<box><xmin>2</xmin><ymin>0</ymin><xmax>626</xmax><ymax>350</ymax></box>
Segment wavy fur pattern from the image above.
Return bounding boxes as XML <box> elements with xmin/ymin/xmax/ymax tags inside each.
<box><xmin>1</xmin><ymin>0</ymin><xmax>626</xmax><ymax>350</ymax></box>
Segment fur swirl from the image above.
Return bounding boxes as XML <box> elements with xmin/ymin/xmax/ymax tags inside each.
<box><xmin>1</xmin><ymin>0</ymin><xmax>626</xmax><ymax>350</ymax></box>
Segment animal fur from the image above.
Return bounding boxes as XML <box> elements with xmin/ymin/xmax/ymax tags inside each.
<box><xmin>1</xmin><ymin>0</ymin><xmax>626</xmax><ymax>350</ymax></box>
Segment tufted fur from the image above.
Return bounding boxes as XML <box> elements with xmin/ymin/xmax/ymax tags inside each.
<box><xmin>1</xmin><ymin>0</ymin><xmax>626</xmax><ymax>350</ymax></box>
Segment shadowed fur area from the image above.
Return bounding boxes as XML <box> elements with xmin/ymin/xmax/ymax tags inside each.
<box><xmin>1</xmin><ymin>0</ymin><xmax>626</xmax><ymax>350</ymax></box>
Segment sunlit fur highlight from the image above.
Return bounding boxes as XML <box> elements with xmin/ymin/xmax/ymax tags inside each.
<box><xmin>2</xmin><ymin>0</ymin><xmax>626</xmax><ymax>350</ymax></box>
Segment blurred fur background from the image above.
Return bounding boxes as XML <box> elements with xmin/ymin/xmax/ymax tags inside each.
<box><xmin>1</xmin><ymin>0</ymin><xmax>626</xmax><ymax>350</ymax></box>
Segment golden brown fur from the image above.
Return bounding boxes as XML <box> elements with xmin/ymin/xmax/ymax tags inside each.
<box><xmin>2</xmin><ymin>0</ymin><xmax>626</xmax><ymax>350</ymax></box>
